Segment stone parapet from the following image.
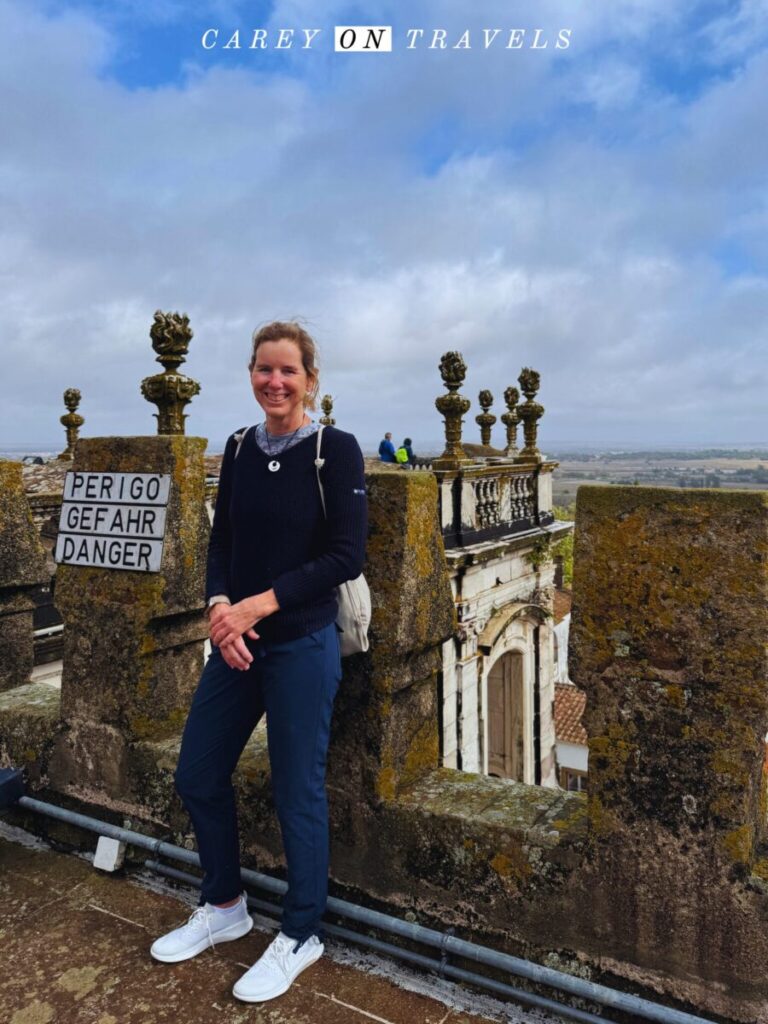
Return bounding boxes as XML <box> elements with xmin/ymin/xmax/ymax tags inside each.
<box><xmin>51</xmin><ymin>436</ymin><xmax>209</xmax><ymax>800</ymax></box>
<box><xmin>570</xmin><ymin>485</ymin><xmax>768</xmax><ymax>850</ymax></box>
<box><xmin>6</xmin><ymin>474</ymin><xmax>768</xmax><ymax>1019</ymax></box>
<box><xmin>0</xmin><ymin>462</ymin><xmax>49</xmax><ymax>690</ymax></box>
<box><xmin>569</xmin><ymin>484</ymin><xmax>768</xmax><ymax>1019</ymax></box>
<box><xmin>0</xmin><ymin>681</ymin><xmax>60</xmax><ymax>787</ymax></box>
<box><xmin>329</xmin><ymin>467</ymin><xmax>456</xmax><ymax>804</ymax></box>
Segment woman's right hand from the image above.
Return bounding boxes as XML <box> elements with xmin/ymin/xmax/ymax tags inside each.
<box><xmin>209</xmin><ymin>604</ymin><xmax>253</xmax><ymax>670</ymax></box>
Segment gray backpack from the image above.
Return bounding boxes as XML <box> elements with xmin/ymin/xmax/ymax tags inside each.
<box><xmin>314</xmin><ymin>427</ymin><xmax>371</xmax><ymax>656</ymax></box>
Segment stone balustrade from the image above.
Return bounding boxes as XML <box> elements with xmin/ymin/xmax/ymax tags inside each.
<box><xmin>435</xmin><ymin>461</ymin><xmax>555</xmax><ymax>549</ymax></box>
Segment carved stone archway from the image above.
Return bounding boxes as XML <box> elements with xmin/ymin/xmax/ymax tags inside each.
<box><xmin>477</xmin><ymin>601</ymin><xmax>549</xmax><ymax>655</ymax></box>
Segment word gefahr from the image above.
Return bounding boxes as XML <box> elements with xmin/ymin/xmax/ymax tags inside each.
<box><xmin>63</xmin><ymin>503</ymin><xmax>162</xmax><ymax>537</ymax></box>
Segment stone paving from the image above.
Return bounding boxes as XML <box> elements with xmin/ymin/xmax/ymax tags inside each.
<box><xmin>0</xmin><ymin>825</ymin><xmax>567</xmax><ymax>1024</ymax></box>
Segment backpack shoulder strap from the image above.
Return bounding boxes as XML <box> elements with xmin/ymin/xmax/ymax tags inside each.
<box><xmin>232</xmin><ymin>425</ymin><xmax>251</xmax><ymax>459</ymax></box>
<box><xmin>315</xmin><ymin>426</ymin><xmax>327</xmax><ymax>518</ymax></box>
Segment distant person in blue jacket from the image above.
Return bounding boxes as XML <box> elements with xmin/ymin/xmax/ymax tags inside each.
<box><xmin>378</xmin><ymin>432</ymin><xmax>396</xmax><ymax>463</ymax></box>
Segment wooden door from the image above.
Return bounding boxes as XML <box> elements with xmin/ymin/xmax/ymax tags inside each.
<box><xmin>487</xmin><ymin>653</ymin><xmax>525</xmax><ymax>781</ymax></box>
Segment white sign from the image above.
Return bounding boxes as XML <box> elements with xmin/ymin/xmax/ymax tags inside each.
<box><xmin>55</xmin><ymin>471</ymin><xmax>171</xmax><ymax>573</ymax></box>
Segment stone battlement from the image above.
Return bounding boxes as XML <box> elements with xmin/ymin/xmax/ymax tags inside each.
<box><xmin>2</xmin><ymin>467</ymin><xmax>768</xmax><ymax>1020</ymax></box>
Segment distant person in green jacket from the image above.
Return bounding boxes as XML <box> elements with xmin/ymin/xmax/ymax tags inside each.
<box><xmin>395</xmin><ymin>438</ymin><xmax>414</xmax><ymax>468</ymax></box>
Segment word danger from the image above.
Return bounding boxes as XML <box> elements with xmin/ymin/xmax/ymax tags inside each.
<box><xmin>57</xmin><ymin>535</ymin><xmax>159</xmax><ymax>572</ymax></box>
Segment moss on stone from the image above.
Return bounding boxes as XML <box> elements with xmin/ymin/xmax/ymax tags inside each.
<box><xmin>586</xmin><ymin>794</ymin><xmax>620</xmax><ymax>838</ymax></box>
<box><xmin>490</xmin><ymin>850</ymin><xmax>532</xmax><ymax>883</ymax></box>
<box><xmin>376</xmin><ymin>765</ymin><xmax>397</xmax><ymax>803</ymax></box>
<box><xmin>0</xmin><ymin>681</ymin><xmax>61</xmax><ymax>784</ymax></box>
<box><xmin>571</xmin><ymin>485</ymin><xmax>768</xmax><ymax>838</ymax></box>
<box><xmin>400</xmin><ymin>716</ymin><xmax>440</xmax><ymax>792</ymax></box>
<box><xmin>588</xmin><ymin>725</ymin><xmax>636</xmax><ymax>788</ymax></box>
<box><xmin>721</xmin><ymin>823</ymin><xmax>754</xmax><ymax>866</ymax></box>
<box><xmin>364</xmin><ymin>469</ymin><xmax>455</xmax><ymax>662</ymax></box>
<box><xmin>665</xmin><ymin>684</ymin><xmax>686</xmax><ymax>709</ymax></box>
<box><xmin>0</xmin><ymin>462</ymin><xmax>48</xmax><ymax>588</ymax></box>
<box><xmin>128</xmin><ymin>707</ymin><xmax>187</xmax><ymax>742</ymax></box>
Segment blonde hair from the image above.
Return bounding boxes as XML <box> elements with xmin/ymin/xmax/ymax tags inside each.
<box><xmin>249</xmin><ymin>321</ymin><xmax>319</xmax><ymax>411</ymax></box>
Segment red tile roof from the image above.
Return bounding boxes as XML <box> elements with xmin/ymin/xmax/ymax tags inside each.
<box><xmin>553</xmin><ymin>589</ymin><xmax>572</xmax><ymax>625</ymax></box>
<box><xmin>20</xmin><ymin>454</ymin><xmax>225</xmax><ymax>497</ymax></box>
<box><xmin>555</xmin><ymin>683</ymin><xmax>587</xmax><ymax>745</ymax></box>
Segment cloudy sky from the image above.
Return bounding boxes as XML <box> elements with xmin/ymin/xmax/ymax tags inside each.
<box><xmin>2</xmin><ymin>0</ymin><xmax>767</xmax><ymax>452</ymax></box>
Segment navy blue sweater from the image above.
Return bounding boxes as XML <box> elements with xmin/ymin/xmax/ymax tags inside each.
<box><xmin>206</xmin><ymin>425</ymin><xmax>368</xmax><ymax>642</ymax></box>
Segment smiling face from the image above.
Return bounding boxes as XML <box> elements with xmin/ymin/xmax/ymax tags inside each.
<box><xmin>250</xmin><ymin>337</ymin><xmax>315</xmax><ymax>433</ymax></box>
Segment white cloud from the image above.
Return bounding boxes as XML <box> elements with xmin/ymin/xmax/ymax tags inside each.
<box><xmin>698</xmin><ymin>0</ymin><xmax>768</xmax><ymax>64</ymax></box>
<box><xmin>1</xmin><ymin>0</ymin><xmax>767</xmax><ymax>451</ymax></box>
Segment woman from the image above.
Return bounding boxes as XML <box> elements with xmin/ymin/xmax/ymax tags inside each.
<box><xmin>150</xmin><ymin>321</ymin><xmax>367</xmax><ymax>1003</ymax></box>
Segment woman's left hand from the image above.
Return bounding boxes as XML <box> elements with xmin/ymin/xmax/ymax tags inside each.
<box><xmin>209</xmin><ymin>590</ymin><xmax>280</xmax><ymax>649</ymax></box>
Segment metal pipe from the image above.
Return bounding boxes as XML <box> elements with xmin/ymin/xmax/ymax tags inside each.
<box><xmin>16</xmin><ymin>796</ymin><xmax>714</xmax><ymax>1024</ymax></box>
<box><xmin>145</xmin><ymin>859</ymin><xmax>281</xmax><ymax>920</ymax></box>
<box><xmin>145</xmin><ymin>859</ymin><xmax>613</xmax><ymax>1024</ymax></box>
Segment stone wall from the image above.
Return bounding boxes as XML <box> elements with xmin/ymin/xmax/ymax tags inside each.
<box><xmin>0</xmin><ymin>462</ymin><xmax>48</xmax><ymax>691</ymax></box>
<box><xmin>569</xmin><ymin>485</ymin><xmax>768</xmax><ymax>1019</ymax></box>
<box><xmin>50</xmin><ymin>436</ymin><xmax>210</xmax><ymax>805</ymax></box>
<box><xmin>3</xmin><ymin>473</ymin><xmax>768</xmax><ymax>1020</ymax></box>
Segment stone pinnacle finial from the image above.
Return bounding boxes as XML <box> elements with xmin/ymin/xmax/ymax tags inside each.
<box><xmin>516</xmin><ymin>368</ymin><xmax>544</xmax><ymax>462</ymax></box>
<box><xmin>140</xmin><ymin>310</ymin><xmax>201</xmax><ymax>435</ymax></box>
<box><xmin>57</xmin><ymin>388</ymin><xmax>85</xmax><ymax>461</ymax></box>
<box><xmin>501</xmin><ymin>385</ymin><xmax>520</xmax><ymax>458</ymax></box>
<box><xmin>432</xmin><ymin>351</ymin><xmax>471</xmax><ymax>470</ymax></box>
<box><xmin>319</xmin><ymin>394</ymin><xmax>336</xmax><ymax>426</ymax></box>
<box><xmin>475</xmin><ymin>389</ymin><xmax>496</xmax><ymax>447</ymax></box>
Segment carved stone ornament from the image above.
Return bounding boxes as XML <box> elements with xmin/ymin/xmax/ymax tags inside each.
<box><xmin>433</xmin><ymin>351</ymin><xmax>471</xmax><ymax>469</ymax></box>
<box><xmin>501</xmin><ymin>385</ymin><xmax>520</xmax><ymax>458</ymax></box>
<box><xmin>141</xmin><ymin>310</ymin><xmax>201</xmax><ymax>435</ymax></box>
<box><xmin>475</xmin><ymin>389</ymin><xmax>496</xmax><ymax>446</ymax></box>
<box><xmin>57</xmin><ymin>387</ymin><xmax>85</xmax><ymax>461</ymax></box>
<box><xmin>516</xmin><ymin>367</ymin><xmax>544</xmax><ymax>462</ymax></box>
<box><xmin>319</xmin><ymin>394</ymin><xmax>336</xmax><ymax>426</ymax></box>
<box><xmin>149</xmin><ymin>310</ymin><xmax>194</xmax><ymax>368</ymax></box>
<box><xmin>456</xmin><ymin>622</ymin><xmax>475</xmax><ymax>644</ymax></box>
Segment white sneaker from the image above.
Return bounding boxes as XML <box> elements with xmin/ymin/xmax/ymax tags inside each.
<box><xmin>232</xmin><ymin>931</ymin><xmax>324</xmax><ymax>1002</ymax></box>
<box><xmin>150</xmin><ymin>895</ymin><xmax>253</xmax><ymax>963</ymax></box>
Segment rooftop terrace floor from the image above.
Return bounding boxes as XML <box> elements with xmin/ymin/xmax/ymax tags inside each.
<box><xmin>0</xmin><ymin>822</ymin><xmax>570</xmax><ymax>1024</ymax></box>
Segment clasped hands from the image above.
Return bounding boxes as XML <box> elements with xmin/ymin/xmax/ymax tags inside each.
<box><xmin>209</xmin><ymin>590</ymin><xmax>279</xmax><ymax>670</ymax></box>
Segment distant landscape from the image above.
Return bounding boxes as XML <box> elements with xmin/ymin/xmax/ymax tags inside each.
<box><xmin>4</xmin><ymin>442</ymin><xmax>768</xmax><ymax>511</ymax></box>
<box><xmin>549</xmin><ymin>449</ymin><xmax>768</xmax><ymax>506</ymax></box>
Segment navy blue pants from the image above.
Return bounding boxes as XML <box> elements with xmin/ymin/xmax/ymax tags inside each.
<box><xmin>174</xmin><ymin>623</ymin><xmax>341</xmax><ymax>941</ymax></box>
